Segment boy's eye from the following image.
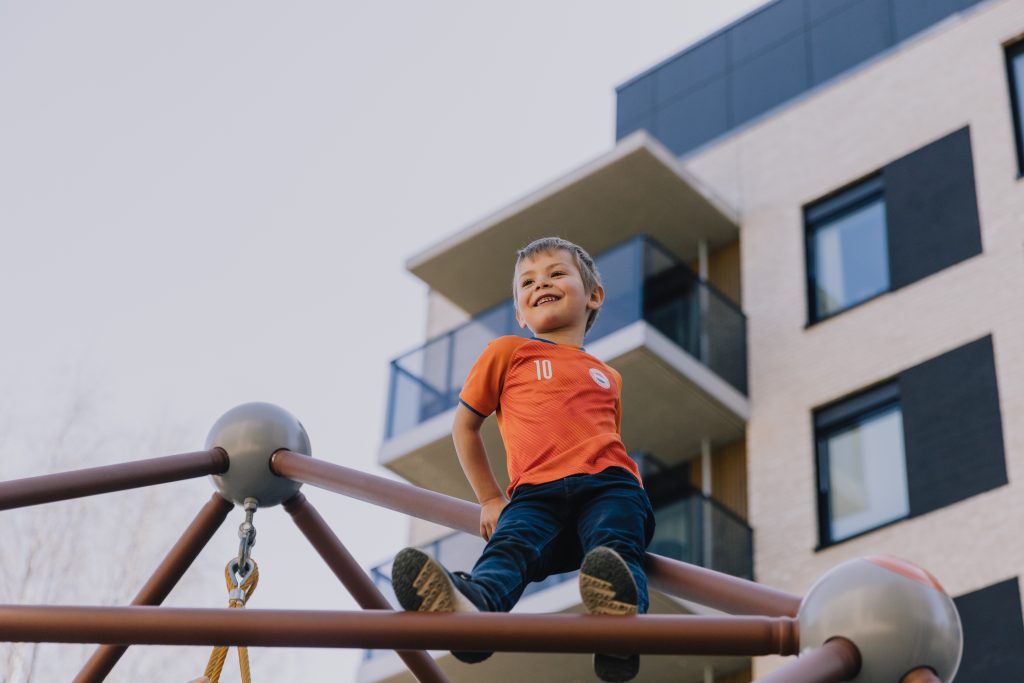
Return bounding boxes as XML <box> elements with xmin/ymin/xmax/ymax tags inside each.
<box><xmin>521</xmin><ymin>279</ymin><xmax>533</xmax><ymax>287</ymax></box>
<box><xmin>551</xmin><ymin>271</ymin><xmax>565</xmax><ymax>277</ymax></box>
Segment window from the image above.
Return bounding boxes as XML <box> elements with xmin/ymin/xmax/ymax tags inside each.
<box><xmin>804</xmin><ymin>127</ymin><xmax>982</xmax><ymax>324</ymax></box>
<box><xmin>1006</xmin><ymin>41</ymin><xmax>1024</xmax><ymax>175</ymax></box>
<box><xmin>815</xmin><ymin>383</ymin><xmax>909</xmax><ymax>546</ymax></box>
<box><xmin>813</xmin><ymin>337</ymin><xmax>1006</xmax><ymax>548</ymax></box>
<box><xmin>954</xmin><ymin>579</ymin><xmax>1024</xmax><ymax>679</ymax></box>
<box><xmin>805</xmin><ymin>176</ymin><xmax>889</xmax><ymax>322</ymax></box>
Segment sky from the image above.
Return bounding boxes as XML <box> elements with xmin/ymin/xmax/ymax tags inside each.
<box><xmin>0</xmin><ymin>1</ymin><xmax>765</xmax><ymax>680</ymax></box>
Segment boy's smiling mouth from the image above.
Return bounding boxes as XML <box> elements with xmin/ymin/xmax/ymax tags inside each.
<box><xmin>534</xmin><ymin>295</ymin><xmax>560</xmax><ymax>306</ymax></box>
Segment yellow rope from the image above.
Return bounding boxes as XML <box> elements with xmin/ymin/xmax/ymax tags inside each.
<box><xmin>203</xmin><ymin>560</ymin><xmax>259</xmax><ymax>683</ymax></box>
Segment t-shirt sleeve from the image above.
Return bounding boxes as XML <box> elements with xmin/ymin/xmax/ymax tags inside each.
<box><xmin>458</xmin><ymin>337</ymin><xmax>518</xmax><ymax>417</ymax></box>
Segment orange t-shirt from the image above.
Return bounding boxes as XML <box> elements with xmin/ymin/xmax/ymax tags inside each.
<box><xmin>459</xmin><ymin>336</ymin><xmax>641</xmax><ymax>496</ymax></box>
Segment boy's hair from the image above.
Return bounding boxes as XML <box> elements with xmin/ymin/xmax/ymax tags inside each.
<box><xmin>512</xmin><ymin>237</ymin><xmax>603</xmax><ymax>333</ymax></box>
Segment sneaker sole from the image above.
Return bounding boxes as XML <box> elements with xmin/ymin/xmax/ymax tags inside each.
<box><xmin>392</xmin><ymin>548</ymin><xmax>455</xmax><ymax>613</ymax></box>
<box><xmin>579</xmin><ymin>547</ymin><xmax>638</xmax><ymax>617</ymax></box>
<box><xmin>580</xmin><ymin>547</ymin><xmax>640</xmax><ymax>682</ymax></box>
<box><xmin>391</xmin><ymin>548</ymin><xmax>492</xmax><ymax>664</ymax></box>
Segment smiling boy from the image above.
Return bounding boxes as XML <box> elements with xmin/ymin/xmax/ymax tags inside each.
<box><xmin>391</xmin><ymin>237</ymin><xmax>655</xmax><ymax>682</ymax></box>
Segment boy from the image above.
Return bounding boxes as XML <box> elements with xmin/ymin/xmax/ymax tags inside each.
<box><xmin>391</xmin><ymin>237</ymin><xmax>655</xmax><ymax>682</ymax></box>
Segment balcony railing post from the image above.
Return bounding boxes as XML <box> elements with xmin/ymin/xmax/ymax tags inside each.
<box><xmin>698</xmin><ymin>239</ymin><xmax>710</xmax><ymax>365</ymax></box>
<box><xmin>444</xmin><ymin>329</ymin><xmax>456</xmax><ymax>406</ymax></box>
<box><xmin>633</xmin><ymin>236</ymin><xmax>645</xmax><ymax>324</ymax></box>
<box><xmin>693</xmin><ymin>491</ymin><xmax>703</xmax><ymax>569</ymax></box>
<box><xmin>702</xmin><ymin>494</ymin><xmax>714</xmax><ymax>572</ymax></box>
<box><xmin>747</xmin><ymin>515</ymin><xmax>756</xmax><ymax>581</ymax></box>
<box><xmin>385</xmin><ymin>360</ymin><xmax>399</xmax><ymax>439</ymax></box>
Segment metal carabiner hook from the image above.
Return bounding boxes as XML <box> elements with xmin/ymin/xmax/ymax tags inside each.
<box><xmin>235</xmin><ymin>497</ymin><xmax>258</xmax><ymax>577</ymax></box>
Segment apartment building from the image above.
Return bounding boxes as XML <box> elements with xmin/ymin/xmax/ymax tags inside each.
<box><xmin>363</xmin><ymin>0</ymin><xmax>1024</xmax><ymax>680</ymax></box>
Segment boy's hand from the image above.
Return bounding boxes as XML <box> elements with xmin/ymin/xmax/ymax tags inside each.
<box><xmin>479</xmin><ymin>496</ymin><xmax>507</xmax><ymax>541</ymax></box>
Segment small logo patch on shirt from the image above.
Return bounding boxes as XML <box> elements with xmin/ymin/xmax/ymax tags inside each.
<box><xmin>589</xmin><ymin>368</ymin><xmax>610</xmax><ymax>389</ymax></box>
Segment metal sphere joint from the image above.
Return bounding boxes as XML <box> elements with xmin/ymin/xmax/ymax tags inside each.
<box><xmin>798</xmin><ymin>556</ymin><xmax>962</xmax><ymax>683</ymax></box>
<box><xmin>206</xmin><ymin>402</ymin><xmax>312</xmax><ymax>507</ymax></box>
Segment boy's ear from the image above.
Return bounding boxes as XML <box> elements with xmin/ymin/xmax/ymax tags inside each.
<box><xmin>515</xmin><ymin>305</ymin><xmax>528</xmax><ymax>329</ymax></box>
<box><xmin>587</xmin><ymin>285</ymin><xmax>605</xmax><ymax>311</ymax></box>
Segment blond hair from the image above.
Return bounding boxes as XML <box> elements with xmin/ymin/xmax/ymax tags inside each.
<box><xmin>512</xmin><ymin>237</ymin><xmax>603</xmax><ymax>333</ymax></box>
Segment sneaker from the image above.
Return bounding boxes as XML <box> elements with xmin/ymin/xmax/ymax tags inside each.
<box><xmin>579</xmin><ymin>546</ymin><xmax>640</xmax><ymax>683</ymax></box>
<box><xmin>391</xmin><ymin>547</ymin><xmax>492</xmax><ymax>664</ymax></box>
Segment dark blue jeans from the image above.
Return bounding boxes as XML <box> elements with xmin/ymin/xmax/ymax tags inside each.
<box><xmin>452</xmin><ymin>467</ymin><xmax>656</xmax><ymax>614</ymax></box>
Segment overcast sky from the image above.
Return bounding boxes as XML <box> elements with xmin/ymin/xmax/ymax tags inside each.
<box><xmin>0</xmin><ymin>1</ymin><xmax>765</xmax><ymax>680</ymax></box>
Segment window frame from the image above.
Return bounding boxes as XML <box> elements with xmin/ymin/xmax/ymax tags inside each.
<box><xmin>804</xmin><ymin>175</ymin><xmax>889</xmax><ymax>324</ymax></box>
<box><xmin>814</xmin><ymin>381</ymin><xmax>908</xmax><ymax>548</ymax></box>
<box><xmin>1005</xmin><ymin>39</ymin><xmax>1024</xmax><ymax>177</ymax></box>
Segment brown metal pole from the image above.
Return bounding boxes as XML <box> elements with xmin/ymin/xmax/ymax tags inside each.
<box><xmin>0</xmin><ymin>449</ymin><xmax>229</xmax><ymax>511</ymax></box>
<box><xmin>753</xmin><ymin>638</ymin><xmax>861</xmax><ymax>683</ymax></box>
<box><xmin>74</xmin><ymin>493</ymin><xmax>235</xmax><ymax>683</ymax></box>
<box><xmin>271</xmin><ymin>451</ymin><xmax>479</xmax><ymax>533</ymax></box>
<box><xmin>271</xmin><ymin>450</ymin><xmax>803</xmax><ymax>616</ymax></box>
<box><xmin>283</xmin><ymin>493</ymin><xmax>451</xmax><ymax>683</ymax></box>
<box><xmin>901</xmin><ymin>668</ymin><xmax>941</xmax><ymax>683</ymax></box>
<box><xmin>645</xmin><ymin>553</ymin><xmax>801</xmax><ymax>617</ymax></box>
<box><xmin>0</xmin><ymin>606</ymin><xmax>800</xmax><ymax>655</ymax></box>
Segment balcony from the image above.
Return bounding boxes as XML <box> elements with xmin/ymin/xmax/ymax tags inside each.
<box><xmin>381</xmin><ymin>236</ymin><xmax>749</xmax><ymax>498</ymax></box>
<box><xmin>404</xmin><ymin>131</ymin><xmax>738</xmax><ymax>317</ymax></box>
<box><xmin>362</xmin><ymin>484</ymin><xmax>753</xmax><ymax>673</ymax></box>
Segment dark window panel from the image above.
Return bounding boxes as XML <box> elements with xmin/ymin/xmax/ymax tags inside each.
<box><xmin>954</xmin><ymin>579</ymin><xmax>1024</xmax><ymax>681</ymax></box>
<box><xmin>806</xmin><ymin>0</ymin><xmax>862</xmax><ymax>23</ymax></box>
<box><xmin>616</xmin><ymin>75</ymin><xmax>656</xmax><ymax>133</ymax></box>
<box><xmin>617</xmin><ymin>0</ymin><xmax>983</xmax><ymax>158</ymax></box>
<box><xmin>900</xmin><ymin>336</ymin><xmax>1007</xmax><ymax>517</ymax></box>
<box><xmin>653</xmin><ymin>76</ymin><xmax>730</xmax><ymax>156</ymax></box>
<box><xmin>809</xmin><ymin>0</ymin><xmax>893</xmax><ymax>85</ymax></box>
<box><xmin>883</xmin><ymin>126</ymin><xmax>982</xmax><ymax>290</ymax></box>
<box><xmin>654</xmin><ymin>33</ymin><xmax>729</xmax><ymax>108</ymax></box>
<box><xmin>732</xmin><ymin>31</ymin><xmax>810</xmax><ymax>125</ymax></box>
<box><xmin>616</xmin><ymin>112</ymin><xmax>654</xmax><ymax>142</ymax></box>
<box><xmin>731</xmin><ymin>0</ymin><xmax>806</xmax><ymax>64</ymax></box>
<box><xmin>892</xmin><ymin>0</ymin><xmax>959</xmax><ymax>42</ymax></box>
<box><xmin>1006</xmin><ymin>42</ymin><xmax>1024</xmax><ymax>175</ymax></box>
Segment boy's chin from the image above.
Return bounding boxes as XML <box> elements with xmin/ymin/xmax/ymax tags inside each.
<box><xmin>528</xmin><ymin>314</ymin><xmax>569</xmax><ymax>331</ymax></box>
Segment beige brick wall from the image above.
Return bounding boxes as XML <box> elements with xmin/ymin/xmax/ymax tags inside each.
<box><xmin>682</xmin><ymin>0</ymin><xmax>1024</xmax><ymax>673</ymax></box>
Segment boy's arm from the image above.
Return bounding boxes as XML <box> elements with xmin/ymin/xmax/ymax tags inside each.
<box><xmin>452</xmin><ymin>403</ymin><xmax>507</xmax><ymax>540</ymax></box>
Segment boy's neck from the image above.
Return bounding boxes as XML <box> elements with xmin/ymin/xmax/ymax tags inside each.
<box><xmin>532</xmin><ymin>329</ymin><xmax>586</xmax><ymax>347</ymax></box>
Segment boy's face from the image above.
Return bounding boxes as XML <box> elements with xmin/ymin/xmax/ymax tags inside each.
<box><xmin>514</xmin><ymin>249</ymin><xmax>603</xmax><ymax>337</ymax></box>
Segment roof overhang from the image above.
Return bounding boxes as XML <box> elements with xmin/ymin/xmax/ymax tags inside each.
<box><xmin>406</xmin><ymin>131</ymin><xmax>740</xmax><ymax>316</ymax></box>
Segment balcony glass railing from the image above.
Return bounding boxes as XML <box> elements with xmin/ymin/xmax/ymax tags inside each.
<box><xmin>362</xmin><ymin>481</ymin><xmax>752</xmax><ymax>661</ymax></box>
<box><xmin>385</xmin><ymin>236</ymin><xmax>747</xmax><ymax>439</ymax></box>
